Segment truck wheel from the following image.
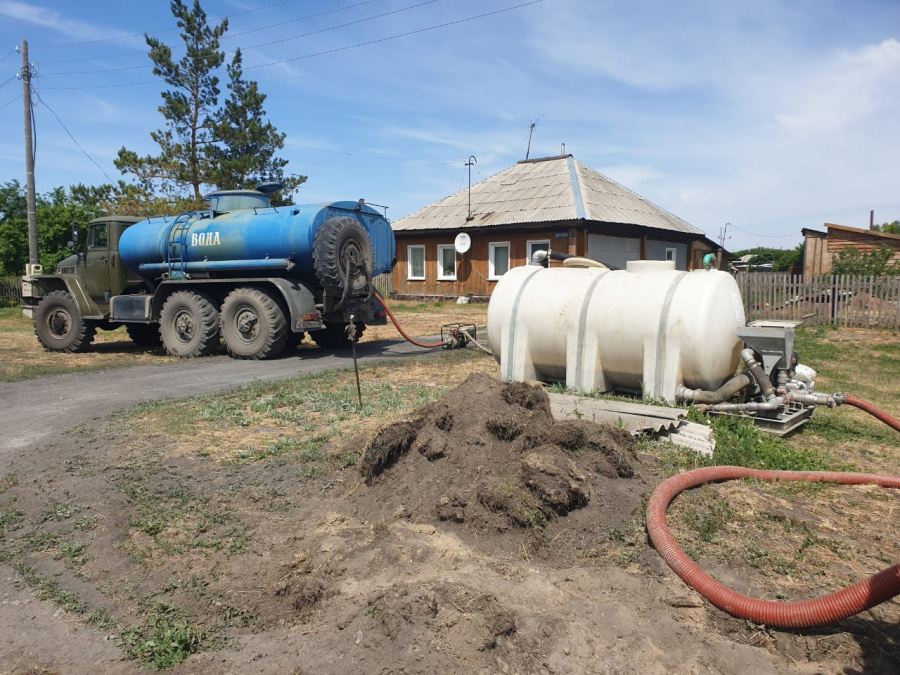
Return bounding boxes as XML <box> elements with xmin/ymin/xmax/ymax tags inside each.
<box><xmin>221</xmin><ymin>288</ymin><xmax>288</xmax><ymax>359</ymax></box>
<box><xmin>126</xmin><ymin>323</ymin><xmax>162</xmax><ymax>349</ymax></box>
<box><xmin>312</xmin><ymin>217</ymin><xmax>374</xmax><ymax>294</ymax></box>
<box><xmin>34</xmin><ymin>290</ymin><xmax>96</xmax><ymax>353</ymax></box>
<box><xmin>159</xmin><ymin>290</ymin><xmax>220</xmax><ymax>358</ymax></box>
<box><xmin>310</xmin><ymin>322</ymin><xmax>365</xmax><ymax>349</ymax></box>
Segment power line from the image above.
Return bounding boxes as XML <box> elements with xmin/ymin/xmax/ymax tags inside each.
<box><xmin>0</xmin><ymin>47</ymin><xmax>16</xmax><ymax>65</ymax></box>
<box><xmin>0</xmin><ymin>74</ymin><xmax>17</xmax><ymax>91</ymax></box>
<box><xmin>40</xmin><ymin>80</ymin><xmax>159</xmax><ymax>91</ymax></box>
<box><xmin>40</xmin><ymin>0</ymin><xmax>380</xmax><ymax>65</ymax></box>
<box><xmin>728</xmin><ymin>224</ymin><xmax>802</xmax><ymax>238</ymax></box>
<box><xmin>34</xmin><ymin>0</ymin><xmax>307</xmax><ymax>48</ymax></box>
<box><xmin>0</xmin><ymin>92</ymin><xmax>21</xmax><ymax>111</ymax></box>
<box><xmin>226</xmin><ymin>0</ymin><xmax>380</xmax><ymax>40</ymax></box>
<box><xmin>241</xmin><ymin>0</ymin><xmax>437</xmax><ymax>52</ymax></box>
<box><xmin>39</xmin><ymin>0</ymin><xmax>547</xmax><ymax>89</ymax></box>
<box><xmin>33</xmin><ymin>91</ymin><xmax>114</xmax><ymax>182</ymax></box>
<box><xmin>42</xmin><ymin>0</ymin><xmax>435</xmax><ymax>76</ymax></box>
<box><xmin>247</xmin><ymin>0</ymin><xmax>548</xmax><ymax>69</ymax></box>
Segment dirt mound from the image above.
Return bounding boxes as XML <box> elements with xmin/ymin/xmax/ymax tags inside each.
<box><xmin>357</xmin><ymin>374</ymin><xmax>647</xmax><ymax>561</ymax></box>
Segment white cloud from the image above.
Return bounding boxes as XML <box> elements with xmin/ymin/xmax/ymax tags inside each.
<box><xmin>773</xmin><ymin>39</ymin><xmax>900</xmax><ymax>137</ymax></box>
<box><xmin>0</xmin><ymin>1</ymin><xmax>112</xmax><ymax>41</ymax></box>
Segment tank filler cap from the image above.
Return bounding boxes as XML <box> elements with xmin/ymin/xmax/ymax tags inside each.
<box><xmin>256</xmin><ymin>182</ymin><xmax>283</xmax><ymax>194</ymax></box>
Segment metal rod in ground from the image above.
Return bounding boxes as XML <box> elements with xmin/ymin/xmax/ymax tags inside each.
<box><xmin>349</xmin><ymin>317</ymin><xmax>363</xmax><ymax>410</ymax></box>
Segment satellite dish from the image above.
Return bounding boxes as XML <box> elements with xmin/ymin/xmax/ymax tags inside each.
<box><xmin>454</xmin><ymin>232</ymin><xmax>471</xmax><ymax>254</ymax></box>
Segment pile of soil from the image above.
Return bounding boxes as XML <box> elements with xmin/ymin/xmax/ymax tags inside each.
<box><xmin>355</xmin><ymin>373</ymin><xmax>649</xmax><ymax>562</ymax></box>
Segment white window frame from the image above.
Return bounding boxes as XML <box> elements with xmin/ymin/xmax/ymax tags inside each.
<box><xmin>665</xmin><ymin>247</ymin><xmax>677</xmax><ymax>263</ymax></box>
<box><xmin>437</xmin><ymin>244</ymin><xmax>457</xmax><ymax>280</ymax></box>
<box><xmin>526</xmin><ymin>239</ymin><xmax>550</xmax><ymax>264</ymax></box>
<box><xmin>488</xmin><ymin>241</ymin><xmax>511</xmax><ymax>280</ymax></box>
<box><xmin>407</xmin><ymin>245</ymin><xmax>425</xmax><ymax>280</ymax></box>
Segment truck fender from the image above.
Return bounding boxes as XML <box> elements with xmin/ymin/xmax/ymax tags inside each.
<box><xmin>265</xmin><ymin>278</ymin><xmax>320</xmax><ymax>332</ymax></box>
<box><xmin>30</xmin><ymin>276</ymin><xmax>101</xmax><ymax>319</ymax></box>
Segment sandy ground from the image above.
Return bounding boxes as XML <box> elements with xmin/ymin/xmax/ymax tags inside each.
<box><xmin>1</xmin><ymin>368</ymin><xmax>897</xmax><ymax>674</ymax></box>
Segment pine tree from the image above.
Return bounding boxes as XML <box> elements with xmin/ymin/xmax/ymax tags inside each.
<box><xmin>207</xmin><ymin>49</ymin><xmax>305</xmax><ymax>200</ymax></box>
<box><xmin>115</xmin><ymin>0</ymin><xmax>228</xmax><ymax>203</ymax></box>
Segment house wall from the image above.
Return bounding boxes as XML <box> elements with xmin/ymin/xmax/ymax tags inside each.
<box><xmin>392</xmin><ymin>225</ymin><xmax>714</xmax><ymax>298</ymax></box>
<box><xmin>392</xmin><ymin>228</ymin><xmax>566</xmax><ymax>298</ymax></box>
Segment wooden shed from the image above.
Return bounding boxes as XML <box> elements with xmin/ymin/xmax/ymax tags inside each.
<box><xmin>803</xmin><ymin>223</ymin><xmax>900</xmax><ymax>275</ymax></box>
<box><xmin>390</xmin><ymin>154</ymin><xmax>724</xmax><ymax>300</ymax></box>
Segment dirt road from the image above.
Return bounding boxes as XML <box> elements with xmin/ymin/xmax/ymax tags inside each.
<box><xmin>0</xmin><ymin>338</ymin><xmax>437</xmax><ymax>456</ymax></box>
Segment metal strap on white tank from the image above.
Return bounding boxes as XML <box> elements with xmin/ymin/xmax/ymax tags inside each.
<box><xmin>505</xmin><ymin>267</ymin><xmax>543</xmax><ymax>382</ymax></box>
<box><xmin>574</xmin><ymin>270</ymin><xmax>610</xmax><ymax>380</ymax></box>
<box><xmin>654</xmin><ymin>272</ymin><xmax>688</xmax><ymax>395</ymax></box>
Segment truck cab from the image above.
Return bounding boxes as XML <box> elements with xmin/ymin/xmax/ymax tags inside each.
<box><xmin>21</xmin><ymin>216</ymin><xmax>150</xmax><ymax>352</ymax></box>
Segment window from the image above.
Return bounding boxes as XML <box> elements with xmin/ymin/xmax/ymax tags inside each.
<box><xmin>489</xmin><ymin>242</ymin><xmax>510</xmax><ymax>280</ymax></box>
<box><xmin>527</xmin><ymin>239</ymin><xmax>549</xmax><ymax>264</ymax></box>
<box><xmin>89</xmin><ymin>223</ymin><xmax>108</xmax><ymax>249</ymax></box>
<box><xmin>407</xmin><ymin>245</ymin><xmax>425</xmax><ymax>280</ymax></box>
<box><xmin>437</xmin><ymin>244</ymin><xmax>456</xmax><ymax>280</ymax></box>
<box><xmin>665</xmin><ymin>247</ymin><xmax>677</xmax><ymax>263</ymax></box>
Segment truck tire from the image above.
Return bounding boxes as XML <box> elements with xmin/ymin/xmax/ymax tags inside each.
<box><xmin>310</xmin><ymin>322</ymin><xmax>365</xmax><ymax>349</ymax></box>
<box><xmin>126</xmin><ymin>323</ymin><xmax>162</xmax><ymax>349</ymax></box>
<box><xmin>34</xmin><ymin>290</ymin><xmax>96</xmax><ymax>353</ymax></box>
<box><xmin>159</xmin><ymin>290</ymin><xmax>221</xmax><ymax>358</ymax></box>
<box><xmin>221</xmin><ymin>287</ymin><xmax>288</xmax><ymax>360</ymax></box>
<box><xmin>312</xmin><ymin>217</ymin><xmax>374</xmax><ymax>294</ymax></box>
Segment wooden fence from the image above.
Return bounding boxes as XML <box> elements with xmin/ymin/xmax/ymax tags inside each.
<box><xmin>0</xmin><ymin>277</ymin><xmax>20</xmax><ymax>308</ymax></box>
<box><xmin>735</xmin><ymin>273</ymin><xmax>900</xmax><ymax>328</ymax></box>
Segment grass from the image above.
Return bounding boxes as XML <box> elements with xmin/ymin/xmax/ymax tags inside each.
<box><xmin>0</xmin><ymin>300</ymin><xmax>489</xmax><ymax>382</ymax></box>
<box><xmin>115</xmin><ymin>348</ymin><xmax>496</xmax><ymax>464</ymax></box>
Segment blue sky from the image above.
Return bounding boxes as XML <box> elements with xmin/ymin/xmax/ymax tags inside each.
<box><xmin>1</xmin><ymin>0</ymin><xmax>899</xmax><ymax>251</ymax></box>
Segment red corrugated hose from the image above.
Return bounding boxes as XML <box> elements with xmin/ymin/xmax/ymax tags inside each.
<box><xmin>373</xmin><ymin>290</ymin><xmax>446</xmax><ymax>349</ymax></box>
<box><xmin>647</xmin><ymin>398</ymin><xmax>900</xmax><ymax>629</ymax></box>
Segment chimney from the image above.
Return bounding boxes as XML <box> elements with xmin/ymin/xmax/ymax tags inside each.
<box><xmin>870</xmin><ymin>210</ymin><xmax>875</xmax><ymax>230</ymax></box>
<box><xmin>560</xmin><ymin>142</ymin><xmax>566</xmax><ymax>156</ymax></box>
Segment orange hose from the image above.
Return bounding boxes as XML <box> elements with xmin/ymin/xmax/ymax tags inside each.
<box><xmin>373</xmin><ymin>290</ymin><xmax>445</xmax><ymax>349</ymax></box>
<box><xmin>845</xmin><ymin>395</ymin><xmax>900</xmax><ymax>433</ymax></box>
<box><xmin>647</xmin><ymin>466</ymin><xmax>900</xmax><ymax>628</ymax></box>
<box><xmin>647</xmin><ymin>396</ymin><xmax>900</xmax><ymax>628</ymax></box>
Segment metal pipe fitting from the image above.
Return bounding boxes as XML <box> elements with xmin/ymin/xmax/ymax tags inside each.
<box><xmin>676</xmin><ymin>372</ymin><xmax>753</xmax><ymax>404</ymax></box>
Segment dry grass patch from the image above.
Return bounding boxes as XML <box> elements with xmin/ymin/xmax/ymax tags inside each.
<box><xmin>0</xmin><ymin>308</ymin><xmax>175</xmax><ymax>381</ymax></box>
<box><xmin>1</xmin><ymin>300</ymin><xmax>488</xmax><ymax>382</ymax></box>
<box><xmin>118</xmin><ymin>349</ymin><xmax>498</xmax><ymax>464</ymax></box>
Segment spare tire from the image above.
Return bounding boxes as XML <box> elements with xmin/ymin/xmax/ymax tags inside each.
<box><xmin>312</xmin><ymin>217</ymin><xmax>374</xmax><ymax>295</ymax></box>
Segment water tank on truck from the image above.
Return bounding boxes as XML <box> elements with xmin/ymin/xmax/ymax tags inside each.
<box><xmin>114</xmin><ymin>187</ymin><xmax>396</xmax><ymax>359</ymax></box>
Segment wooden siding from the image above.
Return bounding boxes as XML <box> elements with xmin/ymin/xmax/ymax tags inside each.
<box><xmin>827</xmin><ymin>227</ymin><xmax>900</xmax><ymax>266</ymax></box>
<box><xmin>803</xmin><ymin>231</ymin><xmax>829</xmax><ymax>275</ymax></box>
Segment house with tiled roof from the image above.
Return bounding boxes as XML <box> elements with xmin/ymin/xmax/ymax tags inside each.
<box><xmin>390</xmin><ymin>154</ymin><xmax>725</xmax><ymax>299</ymax></box>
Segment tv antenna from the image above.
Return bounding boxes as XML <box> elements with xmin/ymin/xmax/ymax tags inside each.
<box><xmin>465</xmin><ymin>155</ymin><xmax>477</xmax><ymax>221</ymax></box>
<box><xmin>525</xmin><ymin>114</ymin><xmax>544</xmax><ymax>160</ymax></box>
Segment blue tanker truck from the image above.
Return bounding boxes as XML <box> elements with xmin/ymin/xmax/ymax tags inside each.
<box><xmin>20</xmin><ymin>184</ymin><xmax>396</xmax><ymax>360</ymax></box>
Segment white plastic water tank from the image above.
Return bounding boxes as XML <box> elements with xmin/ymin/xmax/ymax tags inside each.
<box><xmin>486</xmin><ymin>260</ymin><xmax>746</xmax><ymax>403</ymax></box>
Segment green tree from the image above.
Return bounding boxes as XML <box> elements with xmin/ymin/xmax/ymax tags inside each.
<box><xmin>872</xmin><ymin>220</ymin><xmax>900</xmax><ymax>234</ymax></box>
<box><xmin>831</xmin><ymin>245</ymin><xmax>899</xmax><ymax>276</ymax></box>
<box><xmin>206</xmin><ymin>49</ymin><xmax>305</xmax><ymax>200</ymax></box>
<box><xmin>115</xmin><ymin>0</ymin><xmax>228</xmax><ymax>202</ymax></box>
<box><xmin>0</xmin><ymin>180</ymin><xmax>28</xmax><ymax>275</ymax></box>
<box><xmin>0</xmin><ymin>181</ymin><xmax>107</xmax><ymax>275</ymax></box>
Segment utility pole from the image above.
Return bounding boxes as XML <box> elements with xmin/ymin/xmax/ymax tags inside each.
<box><xmin>21</xmin><ymin>38</ymin><xmax>39</xmax><ymax>272</ymax></box>
<box><xmin>718</xmin><ymin>222</ymin><xmax>730</xmax><ymax>248</ymax></box>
